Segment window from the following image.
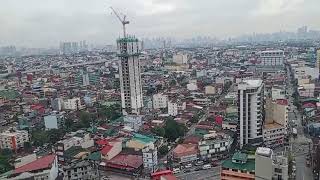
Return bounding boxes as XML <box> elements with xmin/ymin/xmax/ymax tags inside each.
<box><xmin>274</xmin><ymin>168</ymin><xmax>282</xmax><ymax>173</ymax></box>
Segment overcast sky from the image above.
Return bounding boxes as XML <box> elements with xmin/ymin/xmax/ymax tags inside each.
<box><xmin>0</xmin><ymin>0</ymin><xmax>319</xmax><ymax>47</ymax></box>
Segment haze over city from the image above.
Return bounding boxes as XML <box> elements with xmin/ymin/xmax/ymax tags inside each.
<box><xmin>1</xmin><ymin>0</ymin><xmax>320</xmax><ymax>47</ymax></box>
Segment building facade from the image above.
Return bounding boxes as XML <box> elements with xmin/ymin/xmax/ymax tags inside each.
<box><xmin>61</xmin><ymin>160</ymin><xmax>98</xmax><ymax>180</ymax></box>
<box><xmin>153</xmin><ymin>93</ymin><xmax>168</xmax><ymax>109</ymax></box>
<box><xmin>258</xmin><ymin>50</ymin><xmax>284</xmax><ymax>67</ymax></box>
<box><xmin>198</xmin><ymin>133</ymin><xmax>233</xmax><ymax>160</ymax></box>
<box><xmin>168</xmin><ymin>101</ymin><xmax>178</xmax><ymax>116</ymax></box>
<box><xmin>237</xmin><ymin>79</ymin><xmax>264</xmax><ymax>149</ymax></box>
<box><xmin>255</xmin><ymin>147</ymin><xmax>288</xmax><ymax>180</ymax></box>
<box><xmin>142</xmin><ymin>146</ymin><xmax>158</xmax><ymax>173</ymax></box>
<box><xmin>221</xmin><ymin>152</ymin><xmax>255</xmax><ymax>180</ymax></box>
<box><xmin>44</xmin><ymin>112</ymin><xmax>65</xmax><ymax>130</ymax></box>
<box><xmin>0</xmin><ymin>129</ymin><xmax>29</xmax><ymax>151</ymax></box>
<box><xmin>117</xmin><ymin>37</ymin><xmax>143</xmax><ymax>115</ymax></box>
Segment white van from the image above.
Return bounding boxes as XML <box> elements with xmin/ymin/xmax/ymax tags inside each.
<box><xmin>202</xmin><ymin>164</ymin><xmax>212</xmax><ymax>170</ymax></box>
<box><xmin>173</xmin><ymin>168</ymin><xmax>181</xmax><ymax>174</ymax></box>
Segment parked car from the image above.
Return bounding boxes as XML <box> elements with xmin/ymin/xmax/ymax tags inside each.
<box><xmin>173</xmin><ymin>168</ymin><xmax>181</xmax><ymax>174</ymax></box>
<box><xmin>202</xmin><ymin>164</ymin><xmax>212</xmax><ymax>170</ymax></box>
<box><xmin>195</xmin><ymin>161</ymin><xmax>204</xmax><ymax>166</ymax></box>
<box><xmin>185</xmin><ymin>163</ymin><xmax>192</xmax><ymax>169</ymax></box>
<box><xmin>184</xmin><ymin>169</ymin><xmax>191</xmax><ymax>173</ymax></box>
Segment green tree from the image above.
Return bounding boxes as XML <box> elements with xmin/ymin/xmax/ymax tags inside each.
<box><xmin>0</xmin><ymin>148</ymin><xmax>13</xmax><ymax>174</ymax></box>
<box><xmin>65</xmin><ymin>118</ymin><xmax>74</xmax><ymax>131</ymax></box>
<box><xmin>191</xmin><ymin>113</ymin><xmax>201</xmax><ymax>123</ymax></box>
<box><xmin>158</xmin><ymin>146</ymin><xmax>169</xmax><ymax>156</ymax></box>
<box><xmin>79</xmin><ymin>111</ymin><xmax>92</xmax><ymax>128</ymax></box>
<box><xmin>47</xmin><ymin>129</ymin><xmax>65</xmax><ymax>144</ymax></box>
<box><xmin>169</xmin><ymin>79</ymin><xmax>177</xmax><ymax>87</ymax></box>
<box><xmin>31</xmin><ymin>130</ymin><xmax>49</xmax><ymax>146</ymax></box>
<box><xmin>151</xmin><ymin>127</ymin><xmax>165</xmax><ymax>137</ymax></box>
<box><xmin>97</xmin><ymin>104</ymin><xmax>121</xmax><ymax>122</ymax></box>
<box><xmin>164</xmin><ymin>119</ymin><xmax>186</xmax><ymax>141</ymax></box>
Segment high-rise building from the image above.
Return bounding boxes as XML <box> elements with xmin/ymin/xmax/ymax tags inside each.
<box><xmin>237</xmin><ymin>79</ymin><xmax>264</xmax><ymax>149</ymax></box>
<box><xmin>117</xmin><ymin>36</ymin><xmax>143</xmax><ymax>115</ymax></box>
<box><xmin>60</xmin><ymin>41</ymin><xmax>82</xmax><ymax>54</ymax></box>
<box><xmin>316</xmin><ymin>49</ymin><xmax>320</xmax><ymax>72</ymax></box>
<box><xmin>258</xmin><ymin>50</ymin><xmax>284</xmax><ymax>68</ymax></box>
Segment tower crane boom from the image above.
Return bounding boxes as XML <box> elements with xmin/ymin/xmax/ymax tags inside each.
<box><xmin>110</xmin><ymin>7</ymin><xmax>130</xmax><ymax>38</ymax></box>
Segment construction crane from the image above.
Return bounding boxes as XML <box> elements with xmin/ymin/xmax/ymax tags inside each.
<box><xmin>110</xmin><ymin>7</ymin><xmax>129</xmax><ymax>38</ymax></box>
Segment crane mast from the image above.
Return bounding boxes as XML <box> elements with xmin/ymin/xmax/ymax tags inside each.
<box><xmin>110</xmin><ymin>7</ymin><xmax>130</xmax><ymax>38</ymax></box>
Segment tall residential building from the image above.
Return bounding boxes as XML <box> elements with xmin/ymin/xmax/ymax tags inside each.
<box><xmin>0</xmin><ymin>129</ymin><xmax>29</xmax><ymax>151</ymax></box>
<box><xmin>117</xmin><ymin>36</ymin><xmax>143</xmax><ymax>115</ymax></box>
<box><xmin>142</xmin><ymin>146</ymin><xmax>158</xmax><ymax>173</ymax></box>
<box><xmin>255</xmin><ymin>147</ymin><xmax>288</xmax><ymax>180</ymax></box>
<box><xmin>316</xmin><ymin>49</ymin><xmax>320</xmax><ymax>72</ymax></box>
<box><xmin>258</xmin><ymin>50</ymin><xmax>284</xmax><ymax>68</ymax></box>
<box><xmin>44</xmin><ymin>112</ymin><xmax>65</xmax><ymax>130</ymax></box>
<box><xmin>237</xmin><ymin>79</ymin><xmax>264</xmax><ymax>149</ymax></box>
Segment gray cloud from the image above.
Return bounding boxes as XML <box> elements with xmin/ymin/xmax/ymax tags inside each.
<box><xmin>0</xmin><ymin>0</ymin><xmax>319</xmax><ymax>47</ymax></box>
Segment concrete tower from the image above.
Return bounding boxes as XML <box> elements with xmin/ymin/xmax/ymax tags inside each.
<box><xmin>117</xmin><ymin>36</ymin><xmax>143</xmax><ymax>115</ymax></box>
<box><xmin>237</xmin><ymin>79</ymin><xmax>264</xmax><ymax>149</ymax></box>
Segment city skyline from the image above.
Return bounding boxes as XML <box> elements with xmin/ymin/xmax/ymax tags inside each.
<box><xmin>1</xmin><ymin>0</ymin><xmax>320</xmax><ymax>47</ymax></box>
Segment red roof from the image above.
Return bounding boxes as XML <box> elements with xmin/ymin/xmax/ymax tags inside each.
<box><xmin>173</xmin><ymin>144</ymin><xmax>198</xmax><ymax>158</ymax></box>
<box><xmin>302</xmin><ymin>103</ymin><xmax>316</xmax><ymax>109</ymax></box>
<box><xmin>106</xmin><ymin>154</ymin><xmax>143</xmax><ymax>169</ymax></box>
<box><xmin>183</xmin><ymin>135</ymin><xmax>201</xmax><ymax>144</ymax></box>
<box><xmin>276</xmin><ymin>99</ymin><xmax>288</xmax><ymax>106</ymax></box>
<box><xmin>14</xmin><ymin>154</ymin><xmax>56</xmax><ymax>174</ymax></box>
<box><xmin>101</xmin><ymin>144</ymin><xmax>113</xmax><ymax>155</ymax></box>
<box><xmin>161</xmin><ymin>175</ymin><xmax>177</xmax><ymax>180</ymax></box>
<box><xmin>96</xmin><ymin>139</ymin><xmax>109</xmax><ymax>146</ymax></box>
<box><xmin>151</xmin><ymin>170</ymin><xmax>173</xmax><ymax>177</ymax></box>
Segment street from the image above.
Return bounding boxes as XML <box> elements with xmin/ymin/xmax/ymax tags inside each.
<box><xmin>286</xmin><ymin>65</ymin><xmax>314</xmax><ymax>180</ymax></box>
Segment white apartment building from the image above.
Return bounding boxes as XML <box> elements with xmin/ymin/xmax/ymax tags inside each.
<box><xmin>255</xmin><ymin>147</ymin><xmax>288</xmax><ymax>180</ymax></box>
<box><xmin>118</xmin><ymin>37</ymin><xmax>143</xmax><ymax>115</ymax></box>
<box><xmin>63</xmin><ymin>97</ymin><xmax>83</xmax><ymax>110</ymax></box>
<box><xmin>55</xmin><ymin>131</ymin><xmax>94</xmax><ymax>163</ymax></box>
<box><xmin>258</xmin><ymin>50</ymin><xmax>284</xmax><ymax>67</ymax></box>
<box><xmin>142</xmin><ymin>146</ymin><xmax>158</xmax><ymax>173</ymax></box>
<box><xmin>123</xmin><ymin>115</ymin><xmax>143</xmax><ymax>132</ymax></box>
<box><xmin>168</xmin><ymin>101</ymin><xmax>178</xmax><ymax>116</ymax></box>
<box><xmin>198</xmin><ymin>132</ymin><xmax>233</xmax><ymax>159</ymax></box>
<box><xmin>271</xmin><ymin>86</ymin><xmax>286</xmax><ymax>100</ymax></box>
<box><xmin>187</xmin><ymin>83</ymin><xmax>198</xmax><ymax>91</ymax></box>
<box><xmin>44</xmin><ymin>112</ymin><xmax>65</xmax><ymax>130</ymax></box>
<box><xmin>153</xmin><ymin>93</ymin><xmax>168</xmax><ymax>109</ymax></box>
<box><xmin>0</xmin><ymin>129</ymin><xmax>29</xmax><ymax>151</ymax></box>
<box><xmin>298</xmin><ymin>83</ymin><xmax>315</xmax><ymax>97</ymax></box>
<box><xmin>237</xmin><ymin>79</ymin><xmax>264</xmax><ymax>149</ymax></box>
<box><xmin>173</xmin><ymin>53</ymin><xmax>188</xmax><ymax>64</ymax></box>
<box><xmin>316</xmin><ymin>49</ymin><xmax>320</xmax><ymax>70</ymax></box>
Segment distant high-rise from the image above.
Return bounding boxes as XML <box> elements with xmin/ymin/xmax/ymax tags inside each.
<box><xmin>117</xmin><ymin>36</ymin><xmax>143</xmax><ymax>115</ymax></box>
<box><xmin>237</xmin><ymin>79</ymin><xmax>264</xmax><ymax>149</ymax></box>
<box><xmin>258</xmin><ymin>50</ymin><xmax>284</xmax><ymax>68</ymax></box>
<box><xmin>60</xmin><ymin>41</ymin><xmax>87</xmax><ymax>54</ymax></box>
<box><xmin>316</xmin><ymin>49</ymin><xmax>320</xmax><ymax>72</ymax></box>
